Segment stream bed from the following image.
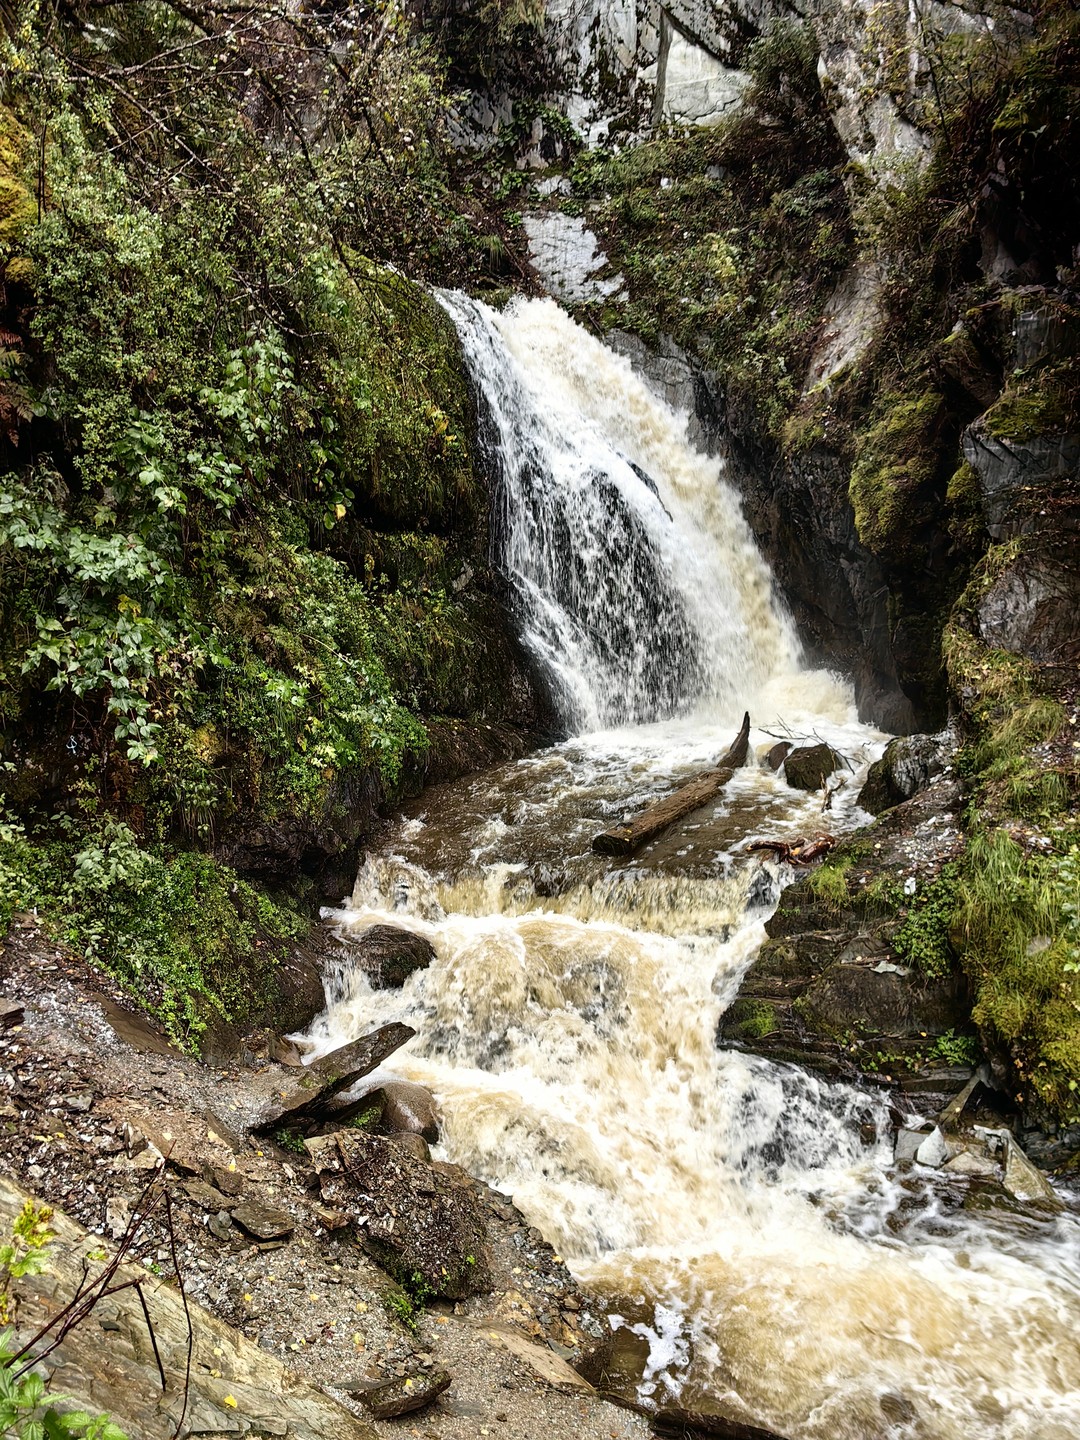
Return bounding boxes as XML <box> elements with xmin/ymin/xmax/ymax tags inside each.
<box><xmin>302</xmin><ymin>296</ymin><xmax>1080</xmax><ymax>1437</ymax></box>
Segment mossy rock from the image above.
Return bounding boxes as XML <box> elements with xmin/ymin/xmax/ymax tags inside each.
<box><xmin>783</xmin><ymin>742</ymin><xmax>842</xmax><ymax>791</ymax></box>
<box><xmin>724</xmin><ymin>998</ymin><xmax>779</xmax><ymax>1040</ymax></box>
<box><xmin>849</xmin><ymin>390</ymin><xmax>947</xmax><ymax>556</ymax></box>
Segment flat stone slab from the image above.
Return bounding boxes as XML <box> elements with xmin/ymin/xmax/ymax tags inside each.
<box><xmin>354</xmin><ymin>1368</ymin><xmax>452</xmax><ymax>1418</ymax></box>
<box><xmin>231</xmin><ymin>1200</ymin><xmax>294</xmax><ymax>1240</ymax></box>
<box><xmin>0</xmin><ymin>1175</ymin><xmax>375</xmax><ymax>1440</ymax></box>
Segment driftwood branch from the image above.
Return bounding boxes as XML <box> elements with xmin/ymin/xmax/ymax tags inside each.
<box><xmin>593</xmin><ymin>713</ymin><xmax>751</xmax><ymax>857</ymax></box>
<box><xmin>746</xmin><ymin>835</ymin><xmax>836</xmax><ymax>866</ymax></box>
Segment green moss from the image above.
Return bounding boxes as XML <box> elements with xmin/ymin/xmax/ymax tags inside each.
<box><xmin>807</xmin><ymin>857</ymin><xmax>853</xmax><ymax>914</ymax></box>
<box><xmin>983</xmin><ymin>388</ymin><xmax>1067</xmax><ymax>442</ymax></box>
<box><xmin>0</xmin><ymin>821</ymin><xmax>308</xmax><ymax>1048</ymax></box>
<box><xmin>958</xmin><ymin>831</ymin><xmax>1080</xmax><ymax>1120</ymax></box>
<box><xmin>848</xmin><ymin>391</ymin><xmax>946</xmax><ymax>554</ymax></box>
<box><xmin>725</xmin><ymin>998</ymin><xmax>779</xmax><ymax>1040</ymax></box>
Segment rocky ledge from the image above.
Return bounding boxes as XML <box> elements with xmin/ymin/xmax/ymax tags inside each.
<box><xmin>0</xmin><ymin>920</ymin><xmax>649</xmax><ymax>1440</ymax></box>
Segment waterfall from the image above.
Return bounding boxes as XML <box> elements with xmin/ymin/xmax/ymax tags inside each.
<box><xmin>300</xmin><ymin>299</ymin><xmax>1080</xmax><ymax>1439</ymax></box>
<box><xmin>441</xmin><ymin>293</ymin><xmax>800</xmax><ymax>731</ymax></box>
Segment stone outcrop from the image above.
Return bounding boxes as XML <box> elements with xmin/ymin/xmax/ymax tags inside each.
<box><xmin>720</xmin><ymin>775</ymin><xmax>973</xmax><ymax>1094</ymax></box>
<box><xmin>308</xmin><ymin>1130</ymin><xmax>494</xmax><ymax>1299</ymax></box>
<box><xmin>858</xmin><ymin>731</ymin><xmax>954</xmax><ymax>815</ymax></box>
<box><xmin>0</xmin><ymin>1174</ymin><xmax>376</xmax><ymax>1440</ymax></box>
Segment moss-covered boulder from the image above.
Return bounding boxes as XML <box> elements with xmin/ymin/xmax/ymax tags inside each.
<box><xmin>783</xmin><ymin>743</ymin><xmax>842</xmax><ymax>791</ymax></box>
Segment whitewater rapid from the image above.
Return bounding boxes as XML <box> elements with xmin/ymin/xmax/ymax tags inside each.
<box><xmin>299</xmin><ymin>297</ymin><xmax>1080</xmax><ymax>1438</ymax></box>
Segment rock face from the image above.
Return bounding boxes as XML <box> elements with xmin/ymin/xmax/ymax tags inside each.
<box><xmin>962</xmin><ymin>419</ymin><xmax>1080</xmax><ymax>541</ymax></box>
<box><xmin>313</xmin><ymin>1131</ymin><xmax>493</xmax><ymax>1299</ymax></box>
<box><xmin>977</xmin><ymin>555</ymin><xmax>1080</xmax><ymax>666</ymax></box>
<box><xmin>858</xmin><ymin>731</ymin><xmax>953</xmax><ymax>816</ymax></box>
<box><xmin>0</xmin><ymin>1174</ymin><xmax>376</xmax><ymax>1440</ymax></box>
<box><xmin>719</xmin><ymin>777</ymin><xmax>973</xmax><ymax>1092</ymax></box>
<box><xmin>726</xmin><ymin>435</ymin><xmax>919</xmax><ymax>731</ymax></box>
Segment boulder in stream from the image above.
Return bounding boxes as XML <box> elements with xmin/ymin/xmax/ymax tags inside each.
<box><xmin>783</xmin><ymin>743</ymin><xmax>842</xmax><ymax>791</ymax></box>
<box><xmin>858</xmin><ymin>731</ymin><xmax>953</xmax><ymax>815</ymax></box>
<box><xmin>369</xmin><ymin>1080</ymin><xmax>441</xmax><ymax>1143</ymax></box>
<box><xmin>352</xmin><ymin>924</ymin><xmax>437</xmax><ymax>988</ymax></box>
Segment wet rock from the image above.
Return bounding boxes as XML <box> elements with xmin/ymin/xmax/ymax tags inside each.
<box><xmin>1001</xmin><ymin>1134</ymin><xmax>1063</xmax><ymax>1210</ymax></box>
<box><xmin>353</xmin><ymin>924</ymin><xmax>436</xmax><ymax>990</ymax></box>
<box><xmin>764</xmin><ymin>741</ymin><xmax>792</xmax><ymax>771</ymax></box>
<box><xmin>943</xmin><ymin>1150</ymin><xmax>998</xmax><ymax>1178</ymax></box>
<box><xmin>915</xmin><ymin>1127</ymin><xmax>951</xmax><ymax>1168</ymax></box>
<box><xmin>371</xmin><ymin>1081</ymin><xmax>440</xmax><ymax>1143</ymax></box>
<box><xmin>320</xmin><ymin>1131</ymin><xmax>492</xmax><ymax>1299</ymax></box>
<box><xmin>268</xmin><ymin>1035</ymin><xmax>306</xmax><ymax>1066</ymax></box>
<box><xmin>783</xmin><ymin>743</ymin><xmax>841</xmax><ymax>791</ymax></box>
<box><xmin>894</xmin><ymin>1126</ymin><xmax>932</xmax><ymax>1165</ymax></box>
<box><xmin>352</xmin><ymin>1369</ymin><xmax>452</xmax><ymax>1419</ymax></box>
<box><xmin>231</xmin><ymin>1200</ymin><xmax>295</xmax><ymax>1241</ymax></box>
<box><xmin>256</xmin><ymin>1022</ymin><xmax>415</xmax><ymax>1130</ymax></box>
<box><xmin>857</xmin><ymin>732</ymin><xmax>953</xmax><ymax>815</ymax></box>
<box><xmin>652</xmin><ymin>1404</ymin><xmax>787</xmax><ymax>1438</ymax></box>
<box><xmin>390</xmin><ymin>1132</ymin><xmax>433</xmax><ymax>1163</ymax></box>
<box><xmin>976</xmin><ymin>555</ymin><xmax>1080</xmax><ymax>666</ymax></box>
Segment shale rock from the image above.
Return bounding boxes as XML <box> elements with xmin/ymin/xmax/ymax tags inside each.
<box><xmin>318</xmin><ymin>1130</ymin><xmax>493</xmax><ymax>1299</ymax></box>
<box><xmin>858</xmin><ymin>731</ymin><xmax>953</xmax><ymax>815</ymax></box>
<box><xmin>976</xmin><ymin>555</ymin><xmax>1080</xmax><ymax>666</ymax></box>
<box><xmin>231</xmin><ymin>1199</ymin><xmax>295</xmax><ymax>1241</ymax></box>
<box><xmin>961</xmin><ymin>418</ymin><xmax>1079</xmax><ymax>540</ymax></box>
<box><xmin>783</xmin><ymin>743</ymin><xmax>841</xmax><ymax>791</ymax></box>
<box><xmin>352</xmin><ymin>924</ymin><xmax>437</xmax><ymax>989</ymax></box>
<box><xmin>0</xmin><ymin>1174</ymin><xmax>375</xmax><ymax>1440</ymax></box>
<box><xmin>256</xmin><ymin>1022</ymin><xmax>415</xmax><ymax>1130</ymax></box>
<box><xmin>353</xmin><ymin>1369</ymin><xmax>452</xmax><ymax>1419</ymax></box>
<box><xmin>1001</xmin><ymin>1133</ymin><xmax>1063</xmax><ymax>1210</ymax></box>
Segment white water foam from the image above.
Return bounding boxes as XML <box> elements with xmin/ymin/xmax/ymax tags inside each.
<box><xmin>300</xmin><ymin>300</ymin><xmax>1080</xmax><ymax>1437</ymax></box>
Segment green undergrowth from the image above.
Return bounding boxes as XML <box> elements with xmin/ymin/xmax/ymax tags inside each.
<box><xmin>894</xmin><ymin>865</ymin><xmax>961</xmax><ymax>980</ymax></box>
<box><xmin>0</xmin><ymin>5</ymin><xmax>539</xmax><ymax>1048</ymax></box>
<box><xmin>943</xmin><ymin>556</ymin><xmax>1080</xmax><ymax>1118</ymax></box>
<box><xmin>807</xmin><ymin>857</ymin><xmax>853</xmax><ymax>915</ymax></box>
<box><xmin>570</xmin><ymin>19</ymin><xmax>853</xmax><ymax>436</ymax></box>
<box><xmin>0</xmin><ymin>814</ymin><xmax>308</xmax><ymax>1047</ymax></box>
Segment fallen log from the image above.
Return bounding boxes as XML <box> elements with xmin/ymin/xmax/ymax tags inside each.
<box><xmin>593</xmin><ymin>713</ymin><xmax>751</xmax><ymax>857</ymax></box>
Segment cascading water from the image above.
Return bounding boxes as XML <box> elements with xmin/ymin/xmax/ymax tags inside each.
<box><xmin>301</xmin><ymin>298</ymin><xmax>1080</xmax><ymax>1438</ymax></box>
<box><xmin>442</xmin><ymin>292</ymin><xmax>800</xmax><ymax>729</ymax></box>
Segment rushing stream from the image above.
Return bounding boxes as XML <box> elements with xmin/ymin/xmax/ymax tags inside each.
<box><xmin>302</xmin><ymin>297</ymin><xmax>1080</xmax><ymax>1438</ymax></box>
